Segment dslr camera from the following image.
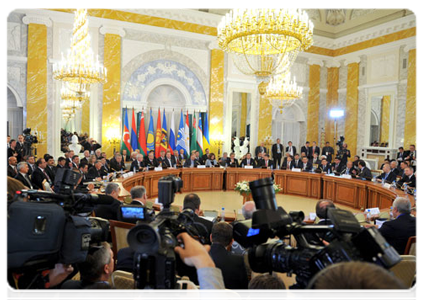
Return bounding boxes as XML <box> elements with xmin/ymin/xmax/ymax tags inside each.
<box><xmin>233</xmin><ymin>177</ymin><xmax>402</xmax><ymax>289</ymax></box>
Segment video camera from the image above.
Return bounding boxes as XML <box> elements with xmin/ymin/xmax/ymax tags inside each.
<box><xmin>127</xmin><ymin>176</ymin><xmax>209</xmax><ymax>289</ymax></box>
<box><xmin>336</xmin><ymin>135</ymin><xmax>345</xmax><ymax>150</ymax></box>
<box><xmin>22</xmin><ymin>128</ymin><xmax>38</xmax><ymax>157</ymax></box>
<box><xmin>7</xmin><ymin>168</ymin><xmax>112</xmax><ymax>288</ymax></box>
<box><xmin>233</xmin><ymin>177</ymin><xmax>402</xmax><ymax>289</ymax></box>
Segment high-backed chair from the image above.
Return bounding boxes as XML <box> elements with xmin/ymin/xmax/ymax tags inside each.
<box><xmin>109</xmin><ymin>220</ymin><xmax>136</xmax><ymax>259</ymax></box>
<box><xmin>390</xmin><ymin>255</ymin><xmax>416</xmax><ymax>288</ymax></box>
<box><xmin>404</xmin><ymin>236</ymin><xmax>416</xmax><ymax>256</ymax></box>
<box><xmin>111</xmin><ymin>270</ymin><xmax>135</xmax><ymax>289</ymax></box>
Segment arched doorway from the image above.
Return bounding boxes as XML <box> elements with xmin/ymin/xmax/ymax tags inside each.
<box><xmin>271</xmin><ymin>103</ymin><xmax>306</xmax><ymax>148</ymax></box>
<box><xmin>7</xmin><ymin>87</ymin><xmax>23</xmax><ymax>139</ymax></box>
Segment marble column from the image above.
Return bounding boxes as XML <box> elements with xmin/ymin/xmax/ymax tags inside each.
<box><xmin>101</xmin><ymin>32</ymin><xmax>122</xmax><ymax>158</ymax></box>
<box><xmin>345</xmin><ymin>59</ymin><xmax>360</xmax><ymax>157</ymax></box>
<box><xmin>306</xmin><ymin>60</ymin><xmax>322</xmax><ymax>143</ymax></box>
<box><xmin>240</xmin><ymin>93</ymin><xmax>247</xmax><ymax>137</ymax></box>
<box><xmin>81</xmin><ymin>95</ymin><xmax>90</xmax><ymax>135</ymax></box>
<box><xmin>257</xmin><ymin>86</ymin><xmax>273</xmax><ymax>144</ymax></box>
<box><xmin>325</xmin><ymin>65</ymin><xmax>340</xmax><ymax>146</ymax></box>
<box><xmin>24</xmin><ymin>16</ymin><xmax>52</xmax><ymax>158</ymax></box>
<box><xmin>404</xmin><ymin>48</ymin><xmax>416</xmax><ymax>148</ymax></box>
<box><xmin>209</xmin><ymin>49</ymin><xmax>225</xmax><ymax>155</ymax></box>
<box><xmin>380</xmin><ymin>96</ymin><xmax>391</xmax><ymax>143</ymax></box>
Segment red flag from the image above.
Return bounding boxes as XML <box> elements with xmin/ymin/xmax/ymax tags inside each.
<box><xmin>138</xmin><ymin>111</ymin><xmax>147</xmax><ymax>156</ymax></box>
<box><xmin>155</xmin><ymin>109</ymin><xmax>162</xmax><ymax>158</ymax></box>
<box><xmin>122</xmin><ymin>107</ymin><xmax>131</xmax><ymax>153</ymax></box>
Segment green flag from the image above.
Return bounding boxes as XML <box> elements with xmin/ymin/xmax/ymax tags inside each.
<box><xmin>190</xmin><ymin>113</ymin><xmax>197</xmax><ymax>154</ymax></box>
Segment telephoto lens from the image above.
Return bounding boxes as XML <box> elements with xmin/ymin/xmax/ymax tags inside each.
<box><xmin>249</xmin><ymin>177</ymin><xmax>277</xmax><ymax>211</ymax></box>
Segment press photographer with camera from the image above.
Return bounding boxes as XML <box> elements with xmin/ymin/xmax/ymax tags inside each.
<box><xmin>336</xmin><ymin>137</ymin><xmax>351</xmax><ymax>166</ymax></box>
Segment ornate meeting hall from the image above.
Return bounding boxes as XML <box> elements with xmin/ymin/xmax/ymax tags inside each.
<box><xmin>6</xmin><ymin>7</ymin><xmax>417</xmax><ymax>294</ymax></box>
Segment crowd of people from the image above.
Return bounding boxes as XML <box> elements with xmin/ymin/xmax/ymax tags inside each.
<box><xmin>6</xmin><ymin>133</ymin><xmax>416</xmax><ymax>290</ymax></box>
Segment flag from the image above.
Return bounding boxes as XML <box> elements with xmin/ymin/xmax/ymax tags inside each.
<box><xmin>176</xmin><ymin>110</ymin><xmax>188</xmax><ymax>154</ymax></box>
<box><xmin>203</xmin><ymin>112</ymin><xmax>211</xmax><ymax>153</ymax></box>
<box><xmin>138</xmin><ymin>111</ymin><xmax>147</xmax><ymax>156</ymax></box>
<box><xmin>190</xmin><ymin>112</ymin><xmax>197</xmax><ymax>154</ymax></box>
<box><xmin>197</xmin><ymin>113</ymin><xmax>204</xmax><ymax>156</ymax></box>
<box><xmin>185</xmin><ymin>111</ymin><xmax>190</xmax><ymax>154</ymax></box>
<box><xmin>169</xmin><ymin>110</ymin><xmax>176</xmax><ymax>154</ymax></box>
<box><xmin>160</xmin><ymin>109</ymin><xmax>168</xmax><ymax>154</ymax></box>
<box><xmin>131</xmin><ymin>108</ymin><xmax>138</xmax><ymax>152</ymax></box>
<box><xmin>155</xmin><ymin>108</ymin><xmax>162</xmax><ymax>158</ymax></box>
<box><xmin>122</xmin><ymin>107</ymin><xmax>131</xmax><ymax>155</ymax></box>
<box><xmin>147</xmin><ymin>108</ymin><xmax>155</xmax><ymax>153</ymax></box>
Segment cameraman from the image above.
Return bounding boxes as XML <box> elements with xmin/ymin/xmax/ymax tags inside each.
<box><xmin>337</xmin><ymin>143</ymin><xmax>351</xmax><ymax>166</ymax></box>
<box><xmin>183</xmin><ymin>193</ymin><xmax>213</xmax><ymax>243</ymax></box>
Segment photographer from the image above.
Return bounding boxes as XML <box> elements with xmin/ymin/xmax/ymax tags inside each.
<box><xmin>183</xmin><ymin>193</ymin><xmax>213</xmax><ymax>243</ymax></box>
<box><xmin>337</xmin><ymin>143</ymin><xmax>351</xmax><ymax>166</ymax></box>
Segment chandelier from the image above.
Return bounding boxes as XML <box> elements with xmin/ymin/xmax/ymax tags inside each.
<box><xmin>266</xmin><ymin>72</ymin><xmax>303</xmax><ymax>114</ymax></box>
<box><xmin>218</xmin><ymin>9</ymin><xmax>313</xmax><ymax>85</ymax></box>
<box><xmin>61</xmin><ymin>83</ymin><xmax>91</xmax><ymax>103</ymax></box>
<box><xmin>53</xmin><ymin>9</ymin><xmax>107</xmax><ymax>85</ymax></box>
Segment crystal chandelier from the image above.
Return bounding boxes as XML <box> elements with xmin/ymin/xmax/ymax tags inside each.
<box><xmin>218</xmin><ymin>9</ymin><xmax>313</xmax><ymax>87</ymax></box>
<box><xmin>61</xmin><ymin>83</ymin><xmax>90</xmax><ymax>103</ymax></box>
<box><xmin>266</xmin><ymin>72</ymin><xmax>303</xmax><ymax>114</ymax></box>
<box><xmin>53</xmin><ymin>9</ymin><xmax>107</xmax><ymax>85</ymax></box>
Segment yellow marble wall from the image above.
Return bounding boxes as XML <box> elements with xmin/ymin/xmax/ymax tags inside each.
<box><xmin>380</xmin><ymin>96</ymin><xmax>391</xmax><ymax>143</ymax></box>
<box><xmin>404</xmin><ymin>49</ymin><xmax>416</xmax><ymax>149</ymax></box>
<box><xmin>209</xmin><ymin>49</ymin><xmax>224</xmax><ymax>155</ymax></box>
<box><xmin>325</xmin><ymin>67</ymin><xmax>339</xmax><ymax>145</ymax></box>
<box><xmin>345</xmin><ymin>63</ymin><xmax>359</xmax><ymax>158</ymax></box>
<box><xmin>26</xmin><ymin>23</ymin><xmax>48</xmax><ymax>157</ymax></box>
<box><xmin>102</xmin><ymin>33</ymin><xmax>122</xmax><ymax>158</ymax></box>
<box><xmin>240</xmin><ymin>93</ymin><xmax>247</xmax><ymax>137</ymax></box>
<box><xmin>306</xmin><ymin>64</ymin><xmax>321</xmax><ymax>143</ymax></box>
<box><xmin>257</xmin><ymin>93</ymin><xmax>272</xmax><ymax>145</ymax></box>
<box><xmin>81</xmin><ymin>98</ymin><xmax>90</xmax><ymax>135</ymax></box>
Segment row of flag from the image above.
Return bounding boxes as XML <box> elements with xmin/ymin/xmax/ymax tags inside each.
<box><xmin>121</xmin><ymin>108</ymin><xmax>211</xmax><ymax>158</ymax></box>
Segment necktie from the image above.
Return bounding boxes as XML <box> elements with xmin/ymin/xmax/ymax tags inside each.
<box><xmin>288</xmin><ymin>162</ymin><xmax>290</xmax><ymax>168</ymax></box>
<box><xmin>266</xmin><ymin>161</ymin><xmax>268</xmax><ymax>167</ymax></box>
<box><xmin>24</xmin><ymin>174</ymin><xmax>33</xmax><ymax>188</ymax></box>
<box><xmin>43</xmin><ymin>169</ymin><xmax>51</xmax><ymax>184</ymax></box>
<box><xmin>247</xmin><ymin>159</ymin><xmax>250</xmax><ymax>165</ymax></box>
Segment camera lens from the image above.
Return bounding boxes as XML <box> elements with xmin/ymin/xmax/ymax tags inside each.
<box><xmin>127</xmin><ymin>224</ymin><xmax>160</xmax><ymax>254</ymax></box>
<box><xmin>249</xmin><ymin>177</ymin><xmax>277</xmax><ymax>211</ymax></box>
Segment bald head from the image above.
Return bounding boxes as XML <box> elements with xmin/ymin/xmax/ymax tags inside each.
<box><xmin>242</xmin><ymin>201</ymin><xmax>256</xmax><ymax>220</ymax></box>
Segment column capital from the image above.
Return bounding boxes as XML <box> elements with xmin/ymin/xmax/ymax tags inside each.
<box><xmin>344</xmin><ymin>56</ymin><xmax>361</xmax><ymax>66</ymax></box>
<box><xmin>207</xmin><ymin>40</ymin><xmax>220</xmax><ymax>50</ymax></box>
<box><xmin>324</xmin><ymin>59</ymin><xmax>341</xmax><ymax>68</ymax></box>
<box><xmin>403</xmin><ymin>44</ymin><xmax>416</xmax><ymax>53</ymax></box>
<box><xmin>99</xmin><ymin>25</ymin><xmax>126</xmax><ymax>38</ymax></box>
<box><xmin>307</xmin><ymin>58</ymin><xmax>324</xmax><ymax>67</ymax></box>
<box><xmin>22</xmin><ymin>14</ymin><xmax>52</xmax><ymax>27</ymax></box>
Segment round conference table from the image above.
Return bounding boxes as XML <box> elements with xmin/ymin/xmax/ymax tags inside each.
<box><xmin>112</xmin><ymin>167</ymin><xmax>414</xmax><ymax>212</ymax></box>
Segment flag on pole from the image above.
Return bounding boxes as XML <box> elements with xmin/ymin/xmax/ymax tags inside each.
<box><xmin>185</xmin><ymin>111</ymin><xmax>190</xmax><ymax>155</ymax></box>
<box><xmin>190</xmin><ymin>112</ymin><xmax>197</xmax><ymax>154</ymax></box>
<box><xmin>147</xmin><ymin>108</ymin><xmax>155</xmax><ymax>153</ymax></box>
<box><xmin>131</xmin><ymin>108</ymin><xmax>138</xmax><ymax>152</ymax></box>
<box><xmin>197</xmin><ymin>113</ymin><xmax>204</xmax><ymax>157</ymax></box>
<box><xmin>138</xmin><ymin>110</ymin><xmax>147</xmax><ymax>156</ymax></box>
<box><xmin>155</xmin><ymin>108</ymin><xmax>162</xmax><ymax>158</ymax></box>
<box><xmin>176</xmin><ymin>110</ymin><xmax>188</xmax><ymax>154</ymax></box>
<box><xmin>160</xmin><ymin>109</ymin><xmax>168</xmax><ymax>154</ymax></box>
<box><xmin>122</xmin><ymin>107</ymin><xmax>131</xmax><ymax>155</ymax></box>
<box><xmin>203</xmin><ymin>112</ymin><xmax>211</xmax><ymax>153</ymax></box>
<box><xmin>169</xmin><ymin>110</ymin><xmax>176</xmax><ymax>154</ymax></box>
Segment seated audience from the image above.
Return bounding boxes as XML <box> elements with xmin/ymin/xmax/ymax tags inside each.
<box><xmin>260</xmin><ymin>154</ymin><xmax>274</xmax><ymax>169</ymax></box>
<box><xmin>397</xmin><ymin>166</ymin><xmax>416</xmax><ymax>188</ymax></box>
<box><xmin>183</xmin><ymin>152</ymin><xmax>200</xmax><ymax>168</ymax></box>
<box><xmin>376</xmin><ymin>163</ymin><xmax>396</xmax><ymax>183</ymax></box>
<box><xmin>281</xmin><ymin>154</ymin><xmax>293</xmax><ymax>169</ymax></box>
<box><xmin>183</xmin><ymin>193</ymin><xmax>213</xmax><ymax>243</ymax></box>
<box><xmin>301</xmin><ymin>156</ymin><xmax>312</xmax><ymax>172</ymax></box>
<box><xmin>227</xmin><ymin>152</ymin><xmax>239</xmax><ymax>168</ymax></box>
<box><xmin>14</xmin><ymin>162</ymin><xmax>34</xmax><ymax>189</ymax></box>
<box><xmin>241</xmin><ymin>153</ymin><xmax>256</xmax><ymax>168</ymax></box>
<box><xmin>7</xmin><ymin>156</ymin><xmax>18</xmax><ymax>178</ymax></box>
<box><xmin>93</xmin><ymin>182</ymin><xmax>122</xmax><ymax>221</ymax></box>
<box><xmin>209</xmin><ymin>222</ymin><xmax>249</xmax><ymax>289</ymax></box>
<box><xmin>356</xmin><ymin>160</ymin><xmax>372</xmax><ymax>180</ymax></box>
<box><xmin>248</xmin><ymin>274</ymin><xmax>286</xmax><ymax>289</ymax></box>
<box><xmin>378</xmin><ymin>197</ymin><xmax>416</xmax><ymax>254</ymax></box>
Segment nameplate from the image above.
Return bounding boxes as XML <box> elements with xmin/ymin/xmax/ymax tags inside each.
<box><xmin>128</xmin><ymin>171</ymin><xmax>134</xmax><ymax>177</ymax></box>
<box><xmin>244</xmin><ymin>166</ymin><xmax>253</xmax><ymax>169</ymax></box>
<box><xmin>154</xmin><ymin>167</ymin><xmax>163</xmax><ymax>171</ymax></box>
<box><xmin>367</xmin><ymin>207</ymin><xmax>380</xmax><ymax>215</ymax></box>
<box><xmin>292</xmin><ymin>168</ymin><xmax>301</xmax><ymax>172</ymax></box>
<box><xmin>122</xmin><ymin>173</ymin><xmax>129</xmax><ymax>179</ymax></box>
<box><xmin>197</xmin><ymin>165</ymin><xmax>206</xmax><ymax>169</ymax></box>
<box><xmin>341</xmin><ymin>174</ymin><xmax>352</xmax><ymax>179</ymax></box>
<box><xmin>383</xmin><ymin>183</ymin><xmax>392</xmax><ymax>189</ymax></box>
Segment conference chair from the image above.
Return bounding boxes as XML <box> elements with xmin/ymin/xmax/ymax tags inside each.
<box><xmin>109</xmin><ymin>220</ymin><xmax>136</xmax><ymax>259</ymax></box>
<box><xmin>111</xmin><ymin>270</ymin><xmax>135</xmax><ymax>289</ymax></box>
<box><xmin>390</xmin><ymin>255</ymin><xmax>416</xmax><ymax>288</ymax></box>
<box><xmin>404</xmin><ymin>236</ymin><xmax>416</xmax><ymax>256</ymax></box>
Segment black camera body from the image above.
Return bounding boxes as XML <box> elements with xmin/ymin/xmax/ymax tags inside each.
<box><xmin>336</xmin><ymin>135</ymin><xmax>345</xmax><ymax>150</ymax></box>
<box><xmin>234</xmin><ymin>177</ymin><xmax>402</xmax><ymax>288</ymax></box>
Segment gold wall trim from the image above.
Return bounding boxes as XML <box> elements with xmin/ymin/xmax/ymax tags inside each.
<box><xmin>50</xmin><ymin>9</ymin><xmax>217</xmax><ymax>36</ymax></box>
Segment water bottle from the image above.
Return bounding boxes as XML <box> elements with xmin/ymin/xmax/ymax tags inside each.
<box><xmin>133</xmin><ymin>166</ymin><xmax>137</xmax><ymax>174</ymax></box>
<box><xmin>372</xmin><ymin>176</ymin><xmax>376</xmax><ymax>182</ymax></box>
<box><xmin>382</xmin><ymin>178</ymin><xmax>385</xmax><ymax>185</ymax></box>
<box><xmin>113</xmin><ymin>171</ymin><xmax>117</xmax><ymax>180</ymax></box>
<box><xmin>366</xmin><ymin>209</ymin><xmax>372</xmax><ymax>222</ymax></box>
<box><xmin>389</xmin><ymin>206</ymin><xmax>394</xmax><ymax>219</ymax></box>
<box><xmin>404</xmin><ymin>183</ymin><xmax>408</xmax><ymax>192</ymax></box>
<box><xmin>392</xmin><ymin>180</ymin><xmax>396</xmax><ymax>188</ymax></box>
<box><xmin>221</xmin><ymin>207</ymin><xmax>225</xmax><ymax>221</ymax></box>
<box><xmin>413</xmin><ymin>188</ymin><xmax>417</xmax><ymax>199</ymax></box>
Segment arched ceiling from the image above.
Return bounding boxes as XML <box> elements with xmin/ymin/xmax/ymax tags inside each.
<box><xmin>195</xmin><ymin>9</ymin><xmax>413</xmax><ymax>39</ymax></box>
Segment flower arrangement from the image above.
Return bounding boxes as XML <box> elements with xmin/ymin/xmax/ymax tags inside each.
<box><xmin>234</xmin><ymin>181</ymin><xmax>282</xmax><ymax>195</ymax></box>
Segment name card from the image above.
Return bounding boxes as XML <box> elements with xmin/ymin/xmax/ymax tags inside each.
<box><xmin>292</xmin><ymin>168</ymin><xmax>301</xmax><ymax>172</ymax></box>
<box><xmin>128</xmin><ymin>171</ymin><xmax>134</xmax><ymax>177</ymax></box>
<box><xmin>367</xmin><ymin>207</ymin><xmax>380</xmax><ymax>215</ymax></box>
<box><xmin>309</xmin><ymin>213</ymin><xmax>317</xmax><ymax>221</ymax></box>
<box><xmin>383</xmin><ymin>183</ymin><xmax>392</xmax><ymax>189</ymax></box>
<box><xmin>197</xmin><ymin>165</ymin><xmax>206</xmax><ymax>169</ymax></box>
<box><xmin>245</xmin><ymin>165</ymin><xmax>253</xmax><ymax>169</ymax></box>
<box><xmin>154</xmin><ymin>167</ymin><xmax>163</xmax><ymax>171</ymax></box>
<box><xmin>341</xmin><ymin>174</ymin><xmax>352</xmax><ymax>179</ymax></box>
<box><xmin>122</xmin><ymin>173</ymin><xmax>129</xmax><ymax>179</ymax></box>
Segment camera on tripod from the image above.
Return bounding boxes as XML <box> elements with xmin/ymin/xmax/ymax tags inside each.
<box><xmin>336</xmin><ymin>135</ymin><xmax>345</xmax><ymax>150</ymax></box>
<box><xmin>233</xmin><ymin>177</ymin><xmax>402</xmax><ymax>288</ymax></box>
<box><xmin>22</xmin><ymin>128</ymin><xmax>38</xmax><ymax>157</ymax></box>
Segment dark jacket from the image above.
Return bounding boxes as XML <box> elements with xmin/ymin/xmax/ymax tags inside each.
<box><xmin>378</xmin><ymin>214</ymin><xmax>416</xmax><ymax>254</ymax></box>
<box><xmin>281</xmin><ymin>159</ymin><xmax>294</xmax><ymax>169</ymax></box>
<box><xmin>130</xmin><ymin>160</ymin><xmax>145</xmax><ymax>172</ymax></box>
<box><xmin>357</xmin><ymin>166</ymin><xmax>372</xmax><ymax>180</ymax></box>
<box><xmin>209</xmin><ymin>243</ymin><xmax>249</xmax><ymax>289</ymax></box>
<box><xmin>260</xmin><ymin>159</ymin><xmax>275</xmax><ymax>169</ymax></box>
<box><xmin>377</xmin><ymin>171</ymin><xmax>397</xmax><ymax>183</ymax></box>
<box><xmin>285</xmin><ymin>145</ymin><xmax>297</xmax><ymax>156</ymax></box>
<box><xmin>93</xmin><ymin>198</ymin><xmax>122</xmax><ymax>221</ymax></box>
<box><xmin>15</xmin><ymin>172</ymin><xmax>34</xmax><ymax>189</ymax></box>
<box><xmin>31</xmin><ymin>167</ymin><xmax>52</xmax><ymax>190</ymax></box>
<box><xmin>87</xmin><ymin>166</ymin><xmax>103</xmax><ymax>180</ymax></box>
<box><xmin>227</xmin><ymin>158</ymin><xmax>239</xmax><ymax>168</ymax></box>
<box><xmin>183</xmin><ymin>159</ymin><xmax>200</xmax><ymax>168</ymax></box>
<box><xmin>397</xmin><ymin>174</ymin><xmax>416</xmax><ymax>188</ymax></box>
<box><xmin>241</xmin><ymin>158</ymin><xmax>256</xmax><ymax>168</ymax></box>
<box><xmin>271</xmin><ymin>143</ymin><xmax>284</xmax><ymax>158</ymax></box>
<box><xmin>109</xmin><ymin>158</ymin><xmax>126</xmax><ymax>172</ymax></box>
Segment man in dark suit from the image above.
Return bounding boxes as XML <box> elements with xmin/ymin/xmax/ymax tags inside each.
<box><xmin>227</xmin><ymin>152</ymin><xmax>239</xmax><ymax>168</ymax></box>
<box><xmin>311</xmin><ymin>152</ymin><xmax>321</xmax><ymax>166</ymax></box>
<box><xmin>377</xmin><ymin>164</ymin><xmax>397</xmax><ymax>183</ymax></box>
<box><xmin>318</xmin><ymin>159</ymin><xmax>332</xmax><ymax>174</ymax></box>
<box><xmin>76</xmin><ymin>162</ymin><xmax>89</xmax><ymax>188</ymax></box>
<box><xmin>301</xmin><ymin>156</ymin><xmax>312</xmax><ymax>172</ymax></box>
<box><xmin>183</xmin><ymin>193</ymin><xmax>213</xmax><ymax>244</ymax></box>
<box><xmin>310</xmin><ymin>141</ymin><xmax>320</xmax><ymax>159</ymax></box>
<box><xmin>332</xmin><ymin>157</ymin><xmax>344</xmax><ymax>173</ymax></box>
<box><xmin>184</xmin><ymin>152</ymin><xmax>200</xmax><ymax>168</ymax></box>
<box><xmin>26</xmin><ymin>155</ymin><xmax>36</xmax><ymax>176</ymax></box>
<box><xmin>109</xmin><ymin>153</ymin><xmax>126</xmax><ymax>172</ymax></box>
<box><xmin>281</xmin><ymin>155</ymin><xmax>294</xmax><ymax>170</ymax></box>
<box><xmin>301</xmin><ymin>141</ymin><xmax>311</xmax><ymax>159</ymax></box>
<box><xmin>356</xmin><ymin>160</ymin><xmax>372</xmax><ymax>180</ymax></box>
<box><xmin>157</xmin><ymin>150</ymin><xmax>167</xmax><ymax>166</ymax></box>
<box><xmin>56</xmin><ymin>157</ymin><xmax>67</xmax><ymax>170</ymax></box>
<box><xmin>80</xmin><ymin>150</ymin><xmax>91</xmax><ymax>165</ymax></box>
<box><xmin>162</xmin><ymin>151</ymin><xmax>176</xmax><ymax>168</ymax></box>
<box><xmin>209</xmin><ymin>222</ymin><xmax>249</xmax><ymax>289</ymax></box>
<box><xmin>93</xmin><ymin>182</ymin><xmax>122</xmax><ymax>221</ymax></box>
<box><xmin>31</xmin><ymin>158</ymin><xmax>53</xmax><ymax>190</ymax></box>
<box><xmin>7</xmin><ymin>140</ymin><xmax>20</xmax><ymax>161</ymax></box>
<box><xmin>45</xmin><ymin>156</ymin><xmax>57</xmax><ymax>183</ymax></box>
<box><xmin>87</xmin><ymin>160</ymin><xmax>103</xmax><ymax>181</ymax></box>
<box><xmin>16</xmin><ymin>135</ymin><xmax>26</xmax><ymax>159</ymax></box>
<box><xmin>396</xmin><ymin>147</ymin><xmax>406</xmax><ymax>163</ymax></box>
<box><xmin>293</xmin><ymin>154</ymin><xmax>303</xmax><ymax>169</ymax></box>
<box><xmin>341</xmin><ymin>161</ymin><xmax>357</xmax><ymax>176</ymax></box>
<box><xmin>255</xmin><ymin>142</ymin><xmax>267</xmax><ymax>158</ymax></box>
<box><xmin>404</xmin><ymin>144</ymin><xmax>416</xmax><ymax>171</ymax></box>
<box><xmin>390</xmin><ymin>160</ymin><xmax>399</xmax><ymax>176</ymax></box>
<box><xmin>241</xmin><ymin>153</ymin><xmax>256</xmax><ymax>168</ymax></box>
<box><xmin>378</xmin><ymin>197</ymin><xmax>416</xmax><ymax>254</ymax></box>
<box><xmin>285</xmin><ymin>141</ymin><xmax>296</xmax><ymax>157</ymax></box>
<box><xmin>219</xmin><ymin>152</ymin><xmax>229</xmax><ymax>167</ymax></box>
<box><xmin>255</xmin><ymin>152</ymin><xmax>264</xmax><ymax>166</ymax></box>
<box><xmin>118</xmin><ymin>186</ymin><xmax>154</xmax><ymax>223</ymax></box>
<box><xmin>271</xmin><ymin>138</ymin><xmax>284</xmax><ymax>168</ymax></box>
<box><xmin>179</xmin><ymin>149</ymin><xmax>187</xmax><ymax>160</ymax></box>
<box><xmin>260</xmin><ymin>154</ymin><xmax>274</xmax><ymax>169</ymax></box>
<box><xmin>144</xmin><ymin>151</ymin><xmax>158</xmax><ymax>168</ymax></box>
<box><xmin>130</xmin><ymin>154</ymin><xmax>145</xmax><ymax>172</ymax></box>
<box><xmin>14</xmin><ymin>162</ymin><xmax>34</xmax><ymax>189</ymax></box>
<box><xmin>322</xmin><ymin>142</ymin><xmax>335</xmax><ymax>163</ymax></box>
<box><xmin>7</xmin><ymin>156</ymin><xmax>18</xmax><ymax>178</ymax></box>
<box><xmin>202</xmin><ymin>148</ymin><xmax>210</xmax><ymax>163</ymax></box>
<box><xmin>397</xmin><ymin>166</ymin><xmax>416</xmax><ymax>188</ymax></box>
